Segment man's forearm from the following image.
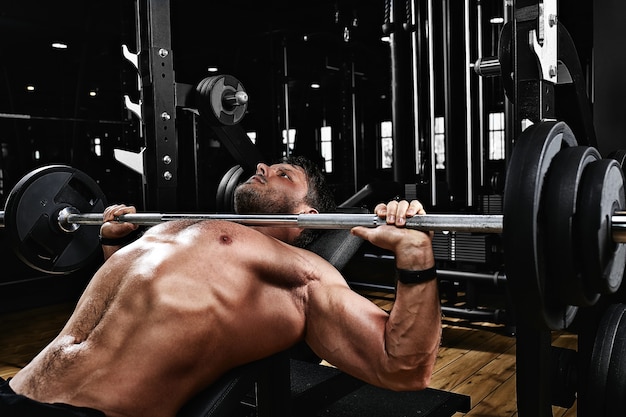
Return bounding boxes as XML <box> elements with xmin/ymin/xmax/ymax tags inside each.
<box><xmin>381</xmin><ymin>242</ymin><xmax>441</xmax><ymax>389</ymax></box>
<box><xmin>388</xmin><ymin>279</ymin><xmax>441</xmax><ymax>361</ymax></box>
<box><xmin>379</xmin><ymin>278</ymin><xmax>441</xmax><ymax>390</ymax></box>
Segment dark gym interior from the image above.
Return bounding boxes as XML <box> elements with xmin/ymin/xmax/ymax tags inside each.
<box><xmin>1</xmin><ymin>1</ymin><xmax>626</xmax><ymax>416</ymax></box>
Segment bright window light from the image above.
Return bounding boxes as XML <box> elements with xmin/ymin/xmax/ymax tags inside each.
<box><xmin>321</xmin><ymin>126</ymin><xmax>333</xmax><ymax>173</ymax></box>
<box><xmin>380</xmin><ymin>121</ymin><xmax>393</xmax><ymax>169</ymax></box>
<box><xmin>93</xmin><ymin>137</ymin><xmax>101</xmax><ymax>157</ymax></box>
<box><xmin>282</xmin><ymin>129</ymin><xmax>296</xmax><ymax>156</ymax></box>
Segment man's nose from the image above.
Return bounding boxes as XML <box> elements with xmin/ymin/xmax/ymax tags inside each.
<box><xmin>256</xmin><ymin>162</ymin><xmax>269</xmax><ymax>176</ymax></box>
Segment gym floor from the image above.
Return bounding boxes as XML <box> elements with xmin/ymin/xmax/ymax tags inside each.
<box><xmin>0</xmin><ymin>292</ymin><xmax>578</xmax><ymax>417</ymax></box>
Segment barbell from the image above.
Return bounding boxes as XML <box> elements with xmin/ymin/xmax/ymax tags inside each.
<box><xmin>1</xmin><ymin>120</ymin><xmax>625</xmax><ymax>331</ymax></box>
<box><xmin>56</xmin><ymin>210</ymin><xmax>504</xmax><ymax>233</ymax></box>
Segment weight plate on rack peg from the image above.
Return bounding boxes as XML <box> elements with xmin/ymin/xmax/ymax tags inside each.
<box><xmin>196</xmin><ymin>74</ymin><xmax>248</xmax><ymax>126</ymax></box>
<box><xmin>503</xmin><ymin>120</ymin><xmax>578</xmax><ymax>330</ymax></box>
<box><xmin>3</xmin><ymin>165</ymin><xmax>107</xmax><ymax>275</ymax></box>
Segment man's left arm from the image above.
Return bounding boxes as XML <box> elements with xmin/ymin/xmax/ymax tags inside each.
<box><xmin>304</xmin><ymin>200</ymin><xmax>441</xmax><ymax>392</ymax></box>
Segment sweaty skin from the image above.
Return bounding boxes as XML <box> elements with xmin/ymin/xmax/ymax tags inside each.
<box><xmin>9</xmin><ymin>162</ymin><xmax>441</xmax><ymax>417</ymax></box>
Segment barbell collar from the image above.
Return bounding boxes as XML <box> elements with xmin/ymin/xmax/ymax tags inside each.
<box><xmin>611</xmin><ymin>211</ymin><xmax>626</xmax><ymax>243</ymax></box>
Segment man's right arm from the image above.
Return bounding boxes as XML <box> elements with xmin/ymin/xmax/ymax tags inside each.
<box><xmin>99</xmin><ymin>204</ymin><xmax>140</xmax><ymax>260</ymax></box>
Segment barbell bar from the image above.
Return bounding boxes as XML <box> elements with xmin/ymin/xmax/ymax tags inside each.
<box><xmin>44</xmin><ymin>208</ymin><xmax>626</xmax><ymax>242</ymax></box>
<box><xmin>53</xmin><ymin>208</ymin><xmax>504</xmax><ymax>233</ymax></box>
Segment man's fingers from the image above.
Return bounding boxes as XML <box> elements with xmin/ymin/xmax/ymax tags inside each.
<box><xmin>407</xmin><ymin>200</ymin><xmax>425</xmax><ymax>216</ymax></box>
<box><xmin>393</xmin><ymin>200</ymin><xmax>410</xmax><ymax>226</ymax></box>
<box><xmin>374</xmin><ymin>202</ymin><xmax>388</xmax><ymax>216</ymax></box>
<box><xmin>375</xmin><ymin>199</ymin><xmax>427</xmax><ymax>227</ymax></box>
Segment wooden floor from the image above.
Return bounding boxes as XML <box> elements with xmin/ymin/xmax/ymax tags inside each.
<box><xmin>367</xmin><ymin>291</ymin><xmax>578</xmax><ymax>417</ymax></box>
<box><xmin>0</xmin><ymin>295</ymin><xmax>578</xmax><ymax>417</ymax></box>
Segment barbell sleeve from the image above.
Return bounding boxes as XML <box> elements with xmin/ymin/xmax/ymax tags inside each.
<box><xmin>611</xmin><ymin>211</ymin><xmax>626</xmax><ymax>242</ymax></box>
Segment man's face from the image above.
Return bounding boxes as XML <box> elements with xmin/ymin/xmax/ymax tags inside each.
<box><xmin>234</xmin><ymin>163</ymin><xmax>310</xmax><ymax>214</ymax></box>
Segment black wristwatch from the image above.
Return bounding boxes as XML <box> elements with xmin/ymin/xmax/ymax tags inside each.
<box><xmin>395</xmin><ymin>266</ymin><xmax>437</xmax><ymax>285</ymax></box>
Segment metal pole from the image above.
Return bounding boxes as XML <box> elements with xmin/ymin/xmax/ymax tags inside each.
<box><xmin>426</xmin><ymin>0</ymin><xmax>437</xmax><ymax>205</ymax></box>
<box><xmin>282</xmin><ymin>39</ymin><xmax>291</xmax><ymax>157</ymax></box>
<box><xmin>463</xmin><ymin>0</ymin><xmax>474</xmax><ymax>207</ymax></box>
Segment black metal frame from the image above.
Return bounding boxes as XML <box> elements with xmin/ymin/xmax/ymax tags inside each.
<box><xmin>135</xmin><ymin>0</ymin><xmax>178</xmax><ymax>210</ymax></box>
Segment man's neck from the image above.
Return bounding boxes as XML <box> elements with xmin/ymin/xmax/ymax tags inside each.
<box><xmin>252</xmin><ymin>226</ymin><xmax>301</xmax><ymax>245</ymax></box>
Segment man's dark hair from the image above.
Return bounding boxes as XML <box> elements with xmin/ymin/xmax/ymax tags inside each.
<box><xmin>281</xmin><ymin>155</ymin><xmax>336</xmax><ymax>247</ymax></box>
<box><xmin>282</xmin><ymin>155</ymin><xmax>336</xmax><ymax>213</ymax></box>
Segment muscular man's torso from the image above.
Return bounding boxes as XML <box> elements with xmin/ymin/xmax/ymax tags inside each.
<box><xmin>9</xmin><ymin>220</ymin><xmax>337</xmax><ymax>417</ymax></box>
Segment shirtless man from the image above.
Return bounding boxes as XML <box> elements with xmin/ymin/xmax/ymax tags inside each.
<box><xmin>2</xmin><ymin>156</ymin><xmax>441</xmax><ymax>417</ymax></box>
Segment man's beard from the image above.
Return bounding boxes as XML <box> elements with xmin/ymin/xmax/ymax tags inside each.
<box><xmin>233</xmin><ymin>183</ymin><xmax>299</xmax><ymax>214</ymax></box>
<box><xmin>233</xmin><ymin>183</ymin><xmax>318</xmax><ymax>247</ymax></box>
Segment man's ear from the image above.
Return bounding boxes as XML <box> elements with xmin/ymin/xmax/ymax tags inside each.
<box><xmin>301</xmin><ymin>207</ymin><xmax>319</xmax><ymax>214</ymax></box>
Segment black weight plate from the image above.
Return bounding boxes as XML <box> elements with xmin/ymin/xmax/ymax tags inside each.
<box><xmin>606</xmin><ymin>303</ymin><xmax>626</xmax><ymax>416</ymax></box>
<box><xmin>214</xmin><ymin>75</ymin><xmax>247</xmax><ymax>125</ymax></box>
<box><xmin>544</xmin><ymin>146</ymin><xmax>601</xmax><ymax>307</ymax></box>
<box><xmin>195</xmin><ymin>75</ymin><xmax>220</xmax><ymax>124</ymax></box>
<box><xmin>503</xmin><ymin>120</ymin><xmax>578</xmax><ymax>330</ymax></box>
<box><xmin>578</xmin><ymin>159</ymin><xmax>626</xmax><ymax>295</ymax></box>
<box><xmin>196</xmin><ymin>74</ymin><xmax>247</xmax><ymax>125</ymax></box>
<box><xmin>608</xmin><ymin>149</ymin><xmax>626</xmax><ymax>168</ymax></box>
<box><xmin>216</xmin><ymin>165</ymin><xmax>245</xmax><ymax>213</ymax></box>
<box><xmin>587</xmin><ymin>303</ymin><xmax>626</xmax><ymax>416</ymax></box>
<box><xmin>4</xmin><ymin>165</ymin><xmax>107</xmax><ymax>275</ymax></box>
<box><xmin>497</xmin><ymin>21</ymin><xmax>514</xmax><ymax>102</ymax></box>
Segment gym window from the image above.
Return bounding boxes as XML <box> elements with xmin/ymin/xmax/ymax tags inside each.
<box><xmin>93</xmin><ymin>137</ymin><xmax>102</xmax><ymax>157</ymax></box>
<box><xmin>380</xmin><ymin>121</ymin><xmax>393</xmax><ymax>169</ymax></box>
<box><xmin>488</xmin><ymin>112</ymin><xmax>505</xmax><ymax>160</ymax></box>
<box><xmin>320</xmin><ymin>126</ymin><xmax>333</xmax><ymax>173</ymax></box>
<box><xmin>380</xmin><ymin>118</ymin><xmax>447</xmax><ymax>170</ymax></box>
<box><xmin>282</xmin><ymin>128</ymin><xmax>296</xmax><ymax>156</ymax></box>
<box><xmin>434</xmin><ymin>116</ymin><xmax>446</xmax><ymax>169</ymax></box>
